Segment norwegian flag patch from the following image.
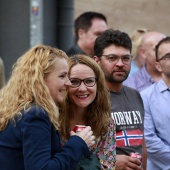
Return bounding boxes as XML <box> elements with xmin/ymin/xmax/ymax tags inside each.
<box><xmin>116</xmin><ymin>129</ymin><xmax>143</xmax><ymax>147</ymax></box>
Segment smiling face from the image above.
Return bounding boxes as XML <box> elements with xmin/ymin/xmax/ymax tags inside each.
<box><xmin>45</xmin><ymin>58</ymin><xmax>71</xmax><ymax>105</ymax></box>
<box><xmin>68</xmin><ymin>64</ymin><xmax>97</xmax><ymax>109</ymax></box>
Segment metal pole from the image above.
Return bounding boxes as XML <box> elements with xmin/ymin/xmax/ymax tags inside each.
<box><xmin>30</xmin><ymin>0</ymin><xmax>43</xmax><ymax>47</ymax></box>
<box><xmin>57</xmin><ymin>0</ymin><xmax>74</xmax><ymax>51</ymax></box>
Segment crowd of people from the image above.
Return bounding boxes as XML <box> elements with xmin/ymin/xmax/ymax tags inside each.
<box><xmin>0</xmin><ymin>11</ymin><xmax>169</xmax><ymax>170</ymax></box>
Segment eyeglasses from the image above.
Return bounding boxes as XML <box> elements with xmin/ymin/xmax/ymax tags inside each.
<box><xmin>69</xmin><ymin>77</ymin><xmax>97</xmax><ymax>88</ymax></box>
<box><xmin>102</xmin><ymin>54</ymin><xmax>132</xmax><ymax>64</ymax></box>
<box><xmin>157</xmin><ymin>53</ymin><xmax>170</xmax><ymax>62</ymax></box>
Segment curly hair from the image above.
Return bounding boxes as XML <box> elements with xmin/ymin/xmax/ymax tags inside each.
<box><xmin>94</xmin><ymin>29</ymin><xmax>132</xmax><ymax>57</ymax></box>
<box><xmin>0</xmin><ymin>44</ymin><xmax>68</xmax><ymax>131</ymax></box>
<box><xmin>60</xmin><ymin>54</ymin><xmax>111</xmax><ymax>140</ymax></box>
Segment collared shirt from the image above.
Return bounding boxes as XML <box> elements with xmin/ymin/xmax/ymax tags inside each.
<box><xmin>140</xmin><ymin>79</ymin><xmax>170</xmax><ymax>170</ymax></box>
<box><xmin>124</xmin><ymin>65</ymin><xmax>154</xmax><ymax>92</ymax></box>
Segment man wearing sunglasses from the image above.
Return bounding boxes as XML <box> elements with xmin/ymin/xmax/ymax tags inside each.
<box><xmin>141</xmin><ymin>37</ymin><xmax>170</xmax><ymax>170</ymax></box>
<box><xmin>94</xmin><ymin>29</ymin><xmax>146</xmax><ymax>170</ymax></box>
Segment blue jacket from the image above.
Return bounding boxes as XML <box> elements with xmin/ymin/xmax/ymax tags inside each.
<box><xmin>0</xmin><ymin>105</ymin><xmax>90</xmax><ymax>170</ymax></box>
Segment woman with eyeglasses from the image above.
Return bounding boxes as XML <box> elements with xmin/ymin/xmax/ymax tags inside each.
<box><xmin>0</xmin><ymin>45</ymin><xmax>95</xmax><ymax>170</ymax></box>
<box><xmin>60</xmin><ymin>54</ymin><xmax>116</xmax><ymax>169</ymax></box>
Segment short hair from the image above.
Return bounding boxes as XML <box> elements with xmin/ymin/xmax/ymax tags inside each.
<box><xmin>60</xmin><ymin>54</ymin><xmax>110</xmax><ymax>140</ymax></box>
<box><xmin>94</xmin><ymin>29</ymin><xmax>132</xmax><ymax>57</ymax></box>
<box><xmin>155</xmin><ymin>36</ymin><xmax>170</xmax><ymax>61</ymax></box>
<box><xmin>75</xmin><ymin>11</ymin><xmax>107</xmax><ymax>41</ymax></box>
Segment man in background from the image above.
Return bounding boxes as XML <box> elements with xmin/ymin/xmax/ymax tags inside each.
<box><xmin>124</xmin><ymin>31</ymin><xmax>165</xmax><ymax>92</ymax></box>
<box><xmin>141</xmin><ymin>36</ymin><xmax>170</xmax><ymax>169</ymax></box>
<box><xmin>66</xmin><ymin>11</ymin><xmax>107</xmax><ymax>57</ymax></box>
<box><xmin>94</xmin><ymin>29</ymin><xmax>146</xmax><ymax>170</ymax></box>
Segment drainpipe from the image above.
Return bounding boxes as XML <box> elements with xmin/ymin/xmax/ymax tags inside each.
<box><xmin>57</xmin><ymin>0</ymin><xmax>74</xmax><ymax>52</ymax></box>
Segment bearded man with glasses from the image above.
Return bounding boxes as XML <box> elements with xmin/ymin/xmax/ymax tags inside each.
<box><xmin>94</xmin><ymin>29</ymin><xmax>146</xmax><ymax>170</ymax></box>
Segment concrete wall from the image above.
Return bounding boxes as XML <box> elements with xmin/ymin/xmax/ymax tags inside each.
<box><xmin>0</xmin><ymin>0</ymin><xmax>73</xmax><ymax>80</ymax></box>
<box><xmin>74</xmin><ymin>0</ymin><xmax>170</xmax><ymax>36</ymax></box>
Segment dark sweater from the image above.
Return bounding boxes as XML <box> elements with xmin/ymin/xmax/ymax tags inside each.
<box><xmin>66</xmin><ymin>44</ymin><xmax>85</xmax><ymax>57</ymax></box>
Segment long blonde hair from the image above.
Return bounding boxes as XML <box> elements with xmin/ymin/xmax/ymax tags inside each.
<box><xmin>60</xmin><ymin>54</ymin><xmax>111</xmax><ymax>140</ymax></box>
<box><xmin>0</xmin><ymin>44</ymin><xmax>68</xmax><ymax>131</ymax></box>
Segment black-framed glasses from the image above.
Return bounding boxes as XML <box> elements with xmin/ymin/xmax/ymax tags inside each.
<box><xmin>102</xmin><ymin>54</ymin><xmax>132</xmax><ymax>64</ymax></box>
<box><xmin>157</xmin><ymin>53</ymin><xmax>170</xmax><ymax>62</ymax></box>
<box><xmin>69</xmin><ymin>77</ymin><xmax>97</xmax><ymax>88</ymax></box>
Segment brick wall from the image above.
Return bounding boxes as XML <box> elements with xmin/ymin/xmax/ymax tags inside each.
<box><xmin>74</xmin><ymin>0</ymin><xmax>170</xmax><ymax>36</ymax></box>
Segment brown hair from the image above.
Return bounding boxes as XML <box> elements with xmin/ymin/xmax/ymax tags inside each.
<box><xmin>60</xmin><ymin>54</ymin><xmax>111</xmax><ymax>140</ymax></box>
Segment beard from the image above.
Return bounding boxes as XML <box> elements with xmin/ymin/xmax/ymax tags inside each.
<box><xmin>103</xmin><ymin>68</ymin><xmax>129</xmax><ymax>83</ymax></box>
<box><xmin>99</xmin><ymin>60</ymin><xmax>130</xmax><ymax>83</ymax></box>
<box><xmin>105</xmin><ymin>72</ymin><xmax>128</xmax><ymax>83</ymax></box>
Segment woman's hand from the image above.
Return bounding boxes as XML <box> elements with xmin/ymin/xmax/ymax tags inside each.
<box><xmin>70</xmin><ymin>126</ymin><xmax>95</xmax><ymax>147</ymax></box>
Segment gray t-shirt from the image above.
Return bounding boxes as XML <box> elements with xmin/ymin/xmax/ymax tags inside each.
<box><xmin>110</xmin><ymin>85</ymin><xmax>144</xmax><ymax>156</ymax></box>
